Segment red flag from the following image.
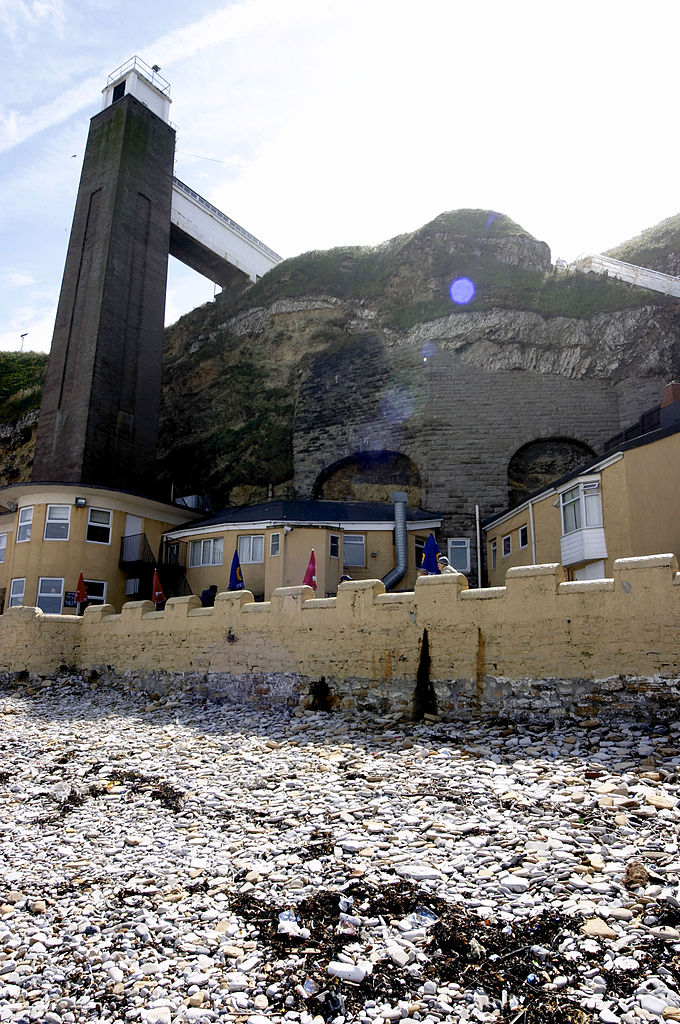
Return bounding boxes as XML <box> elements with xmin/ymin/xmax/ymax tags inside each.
<box><xmin>75</xmin><ymin>572</ymin><xmax>88</xmax><ymax>605</ymax></box>
<box><xmin>302</xmin><ymin>549</ymin><xmax>317</xmax><ymax>591</ymax></box>
<box><xmin>152</xmin><ymin>568</ymin><xmax>166</xmax><ymax>605</ymax></box>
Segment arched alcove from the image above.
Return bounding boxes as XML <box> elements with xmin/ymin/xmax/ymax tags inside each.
<box><xmin>508</xmin><ymin>437</ymin><xmax>596</xmax><ymax>507</ymax></box>
<box><xmin>313</xmin><ymin>450</ymin><xmax>423</xmax><ymax>505</ymax></box>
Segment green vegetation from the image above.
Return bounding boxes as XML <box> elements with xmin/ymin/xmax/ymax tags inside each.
<box><xmin>0</xmin><ymin>352</ymin><xmax>47</xmax><ymax>425</ymax></box>
<box><xmin>605</xmin><ymin>213</ymin><xmax>680</xmax><ymax>273</ymax></box>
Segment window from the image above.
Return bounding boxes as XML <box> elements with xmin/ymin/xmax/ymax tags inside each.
<box><xmin>502</xmin><ymin>534</ymin><xmax>512</xmax><ymax>558</ymax></box>
<box><xmin>37</xmin><ymin>577</ymin><xmax>64</xmax><ymax>614</ymax></box>
<box><xmin>17</xmin><ymin>507</ymin><xmax>33</xmax><ymax>543</ymax></box>
<box><xmin>270</xmin><ymin>532</ymin><xmax>280</xmax><ymax>557</ymax></box>
<box><xmin>44</xmin><ymin>505</ymin><xmax>70</xmax><ymax>541</ymax></box>
<box><xmin>490</xmin><ymin>540</ymin><xmax>497</xmax><ymax>571</ymax></box>
<box><xmin>87</xmin><ymin>508</ymin><xmax>112</xmax><ymax>544</ymax></box>
<box><xmin>415</xmin><ymin>536</ymin><xmax>426</xmax><ymax>570</ymax></box>
<box><xmin>519</xmin><ymin>524</ymin><xmax>528</xmax><ymax>549</ymax></box>
<box><xmin>560</xmin><ymin>482</ymin><xmax>602</xmax><ymax>535</ymax></box>
<box><xmin>125</xmin><ymin>578</ymin><xmax>140</xmax><ymax>596</ymax></box>
<box><xmin>448</xmin><ymin>538</ymin><xmax>470</xmax><ymax>573</ymax></box>
<box><xmin>238</xmin><ymin>535</ymin><xmax>264</xmax><ymax>564</ymax></box>
<box><xmin>0</xmin><ymin>533</ymin><xmax>6</xmax><ymax>563</ymax></box>
<box><xmin>9</xmin><ymin>578</ymin><xmax>25</xmax><ymax>607</ymax></box>
<box><xmin>329</xmin><ymin>534</ymin><xmax>340</xmax><ymax>559</ymax></box>
<box><xmin>84</xmin><ymin>579</ymin><xmax>107</xmax><ymax>605</ymax></box>
<box><xmin>343</xmin><ymin>534</ymin><xmax>365</xmax><ymax>567</ymax></box>
<box><xmin>189</xmin><ymin>537</ymin><xmax>224</xmax><ymax>567</ymax></box>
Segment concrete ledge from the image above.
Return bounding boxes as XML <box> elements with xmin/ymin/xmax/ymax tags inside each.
<box><xmin>461</xmin><ymin>587</ymin><xmax>506</xmax><ymax>601</ymax></box>
<box><xmin>558</xmin><ymin>579</ymin><xmax>615</xmax><ymax>594</ymax></box>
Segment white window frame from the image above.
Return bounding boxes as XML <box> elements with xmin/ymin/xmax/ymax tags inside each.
<box><xmin>83</xmin><ymin>579</ymin><xmax>107</xmax><ymax>605</ymax></box>
<box><xmin>329</xmin><ymin>534</ymin><xmax>340</xmax><ymax>558</ymax></box>
<box><xmin>17</xmin><ymin>507</ymin><xmax>33</xmax><ymax>543</ymax></box>
<box><xmin>519</xmin><ymin>524</ymin><xmax>528</xmax><ymax>549</ymax></box>
<box><xmin>560</xmin><ymin>481</ymin><xmax>602</xmax><ymax>535</ymax></box>
<box><xmin>86</xmin><ymin>508</ymin><xmax>112</xmax><ymax>545</ymax></box>
<box><xmin>490</xmin><ymin>539</ymin><xmax>497</xmax><ymax>571</ymax></box>
<box><xmin>502</xmin><ymin>534</ymin><xmax>512</xmax><ymax>558</ymax></box>
<box><xmin>343</xmin><ymin>534</ymin><xmax>365</xmax><ymax>568</ymax></box>
<box><xmin>270</xmin><ymin>532</ymin><xmax>280</xmax><ymax>557</ymax></box>
<box><xmin>189</xmin><ymin>537</ymin><xmax>224</xmax><ymax>567</ymax></box>
<box><xmin>0</xmin><ymin>533</ymin><xmax>6</xmax><ymax>564</ymax></box>
<box><xmin>447</xmin><ymin>538</ymin><xmax>470</xmax><ymax>573</ymax></box>
<box><xmin>44</xmin><ymin>505</ymin><xmax>70</xmax><ymax>541</ymax></box>
<box><xmin>238</xmin><ymin>535</ymin><xmax>265</xmax><ymax>564</ymax></box>
<box><xmin>9</xmin><ymin>578</ymin><xmax>25</xmax><ymax>607</ymax></box>
<box><xmin>37</xmin><ymin>577</ymin><xmax>64</xmax><ymax>614</ymax></box>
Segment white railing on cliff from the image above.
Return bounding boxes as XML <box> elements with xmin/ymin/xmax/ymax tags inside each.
<box><xmin>571</xmin><ymin>254</ymin><xmax>680</xmax><ymax>298</ymax></box>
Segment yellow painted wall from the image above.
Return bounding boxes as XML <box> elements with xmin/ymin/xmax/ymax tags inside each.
<box><xmin>622</xmin><ymin>435</ymin><xmax>680</xmax><ymax>558</ymax></box>
<box><xmin>1</xmin><ymin>557</ymin><xmax>679</xmax><ymax>693</ymax></box>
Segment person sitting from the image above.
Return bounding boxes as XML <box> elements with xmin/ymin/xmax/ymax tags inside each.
<box><xmin>437</xmin><ymin>555</ymin><xmax>457</xmax><ymax>575</ymax></box>
<box><xmin>200</xmin><ymin>584</ymin><xmax>218</xmax><ymax>607</ymax></box>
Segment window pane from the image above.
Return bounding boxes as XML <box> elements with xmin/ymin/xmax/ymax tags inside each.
<box><xmin>213</xmin><ymin>538</ymin><xmax>224</xmax><ymax>565</ymax></box>
<box><xmin>270</xmin><ymin>533</ymin><xmax>280</xmax><ymax>556</ymax></box>
<box><xmin>584</xmin><ymin>490</ymin><xmax>602</xmax><ymax>527</ymax></box>
<box><xmin>17</xmin><ymin>507</ymin><xmax>32</xmax><ymax>543</ymax></box>
<box><xmin>45</xmin><ymin>505</ymin><xmax>70</xmax><ymax>540</ymax></box>
<box><xmin>84</xmin><ymin>579</ymin><xmax>107</xmax><ymax>605</ymax></box>
<box><xmin>189</xmin><ymin>541</ymin><xmax>201</xmax><ymax>567</ymax></box>
<box><xmin>343</xmin><ymin>535</ymin><xmax>365</xmax><ymax>567</ymax></box>
<box><xmin>87</xmin><ymin>508</ymin><xmax>112</xmax><ymax>543</ymax></box>
<box><xmin>9</xmin><ymin>578</ymin><xmax>25</xmax><ymax>606</ymax></box>
<box><xmin>448</xmin><ymin>538</ymin><xmax>470</xmax><ymax>572</ymax></box>
<box><xmin>37</xmin><ymin>578</ymin><xmax>64</xmax><ymax>614</ymax></box>
<box><xmin>252</xmin><ymin>536</ymin><xmax>264</xmax><ymax>563</ymax></box>
<box><xmin>329</xmin><ymin>535</ymin><xmax>339</xmax><ymax>558</ymax></box>
<box><xmin>238</xmin><ymin>536</ymin><xmax>251</xmax><ymax>562</ymax></box>
<box><xmin>0</xmin><ymin>533</ymin><xmax>6</xmax><ymax>563</ymax></box>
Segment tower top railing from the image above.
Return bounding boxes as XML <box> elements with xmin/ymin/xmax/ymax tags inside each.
<box><xmin>107</xmin><ymin>56</ymin><xmax>170</xmax><ymax>97</ymax></box>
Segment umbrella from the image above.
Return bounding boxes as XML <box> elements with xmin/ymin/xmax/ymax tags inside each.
<box><xmin>152</xmin><ymin>568</ymin><xmax>166</xmax><ymax>605</ymax></box>
<box><xmin>229</xmin><ymin>549</ymin><xmax>245</xmax><ymax>590</ymax></box>
<box><xmin>421</xmin><ymin>532</ymin><xmax>441</xmax><ymax>574</ymax></box>
<box><xmin>303</xmin><ymin>549</ymin><xmax>317</xmax><ymax>590</ymax></box>
<box><xmin>74</xmin><ymin>572</ymin><xmax>88</xmax><ymax>606</ymax></box>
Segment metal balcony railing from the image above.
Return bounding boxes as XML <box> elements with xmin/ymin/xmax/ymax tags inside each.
<box><xmin>119</xmin><ymin>533</ymin><xmax>156</xmax><ymax>566</ymax></box>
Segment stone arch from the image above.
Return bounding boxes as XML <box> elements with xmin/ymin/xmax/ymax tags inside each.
<box><xmin>508</xmin><ymin>437</ymin><xmax>596</xmax><ymax>507</ymax></box>
<box><xmin>313</xmin><ymin>450</ymin><xmax>423</xmax><ymax>505</ymax></box>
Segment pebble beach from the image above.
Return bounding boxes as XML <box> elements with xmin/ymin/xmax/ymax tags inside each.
<box><xmin>1</xmin><ymin>675</ymin><xmax>679</xmax><ymax>1024</ymax></box>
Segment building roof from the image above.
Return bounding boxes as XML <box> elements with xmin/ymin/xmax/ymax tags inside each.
<box><xmin>166</xmin><ymin>498</ymin><xmax>442</xmax><ymax>536</ymax></box>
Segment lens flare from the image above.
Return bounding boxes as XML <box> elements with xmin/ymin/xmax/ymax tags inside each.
<box><xmin>420</xmin><ymin>341</ymin><xmax>437</xmax><ymax>363</ymax></box>
<box><xmin>449</xmin><ymin>277</ymin><xmax>475</xmax><ymax>305</ymax></box>
<box><xmin>380</xmin><ymin>387</ymin><xmax>414</xmax><ymax>425</ymax></box>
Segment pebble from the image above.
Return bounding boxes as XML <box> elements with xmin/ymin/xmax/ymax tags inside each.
<box><xmin>1</xmin><ymin>674</ymin><xmax>680</xmax><ymax>1024</ymax></box>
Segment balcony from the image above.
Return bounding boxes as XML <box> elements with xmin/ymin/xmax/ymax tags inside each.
<box><xmin>119</xmin><ymin>532</ymin><xmax>156</xmax><ymax>568</ymax></box>
<box><xmin>560</xmin><ymin>527</ymin><xmax>608</xmax><ymax>568</ymax></box>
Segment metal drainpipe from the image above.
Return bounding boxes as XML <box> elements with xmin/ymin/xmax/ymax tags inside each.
<box><xmin>382</xmin><ymin>491</ymin><xmax>408</xmax><ymax>591</ymax></box>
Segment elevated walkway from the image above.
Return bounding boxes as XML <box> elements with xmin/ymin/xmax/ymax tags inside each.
<box><xmin>170</xmin><ymin>178</ymin><xmax>282</xmax><ymax>288</ymax></box>
<box><xmin>571</xmin><ymin>253</ymin><xmax>680</xmax><ymax>298</ymax></box>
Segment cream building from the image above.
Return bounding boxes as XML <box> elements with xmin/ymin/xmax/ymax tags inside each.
<box><xmin>485</xmin><ymin>387</ymin><xmax>680</xmax><ymax>586</ymax></box>
<box><xmin>0</xmin><ymin>483</ymin><xmax>201</xmax><ymax>614</ymax></box>
<box><xmin>163</xmin><ymin>498</ymin><xmax>443</xmax><ymax>601</ymax></box>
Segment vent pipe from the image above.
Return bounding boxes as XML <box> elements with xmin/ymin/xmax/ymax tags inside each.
<box><xmin>382</xmin><ymin>491</ymin><xmax>408</xmax><ymax>591</ymax></box>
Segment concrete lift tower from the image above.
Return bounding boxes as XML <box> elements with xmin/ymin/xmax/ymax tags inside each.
<box><xmin>33</xmin><ymin>57</ymin><xmax>281</xmax><ymax>496</ymax></box>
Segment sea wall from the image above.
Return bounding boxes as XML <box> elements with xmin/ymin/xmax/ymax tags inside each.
<box><xmin>1</xmin><ymin>555</ymin><xmax>679</xmax><ymax>721</ymax></box>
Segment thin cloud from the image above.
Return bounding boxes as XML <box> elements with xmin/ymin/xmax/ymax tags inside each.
<box><xmin>1</xmin><ymin>271</ymin><xmax>35</xmax><ymax>287</ymax></box>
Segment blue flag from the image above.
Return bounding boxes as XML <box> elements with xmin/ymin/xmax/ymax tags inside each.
<box><xmin>421</xmin><ymin>532</ymin><xmax>441</xmax><ymax>575</ymax></box>
<box><xmin>229</xmin><ymin>550</ymin><xmax>245</xmax><ymax>590</ymax></box>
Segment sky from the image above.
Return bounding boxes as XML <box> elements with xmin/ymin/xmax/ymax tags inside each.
<box><xmin>1</xmin><ymin>0</ymin><xmax>679</xmax><ymax>353</ymax></box>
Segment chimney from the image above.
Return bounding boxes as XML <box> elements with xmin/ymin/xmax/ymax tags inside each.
<box><xmin>660</xmin><ymin>381</ymin><xmax>680</xmax><ymax>428</ymax></box>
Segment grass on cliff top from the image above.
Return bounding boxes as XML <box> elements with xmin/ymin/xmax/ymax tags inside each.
<box><xmin>0</xmin><ymin>352</ymin><xmax>47</xmax><ymax>424</ymax></box>
<box><xmin>604</xmin><ymin>213</ymin><xmax>680</xmax><ymax>273</ymax></box>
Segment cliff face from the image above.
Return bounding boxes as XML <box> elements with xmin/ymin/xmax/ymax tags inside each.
<box><xmin>157</xmin><ymin>210</ymin><xmax>680</xmax><ymax>515</ymax></box>
<box><xmin>4</xmin><ymin>209</ymin><xmax>680</xmax><ymax>585</ymax></box>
